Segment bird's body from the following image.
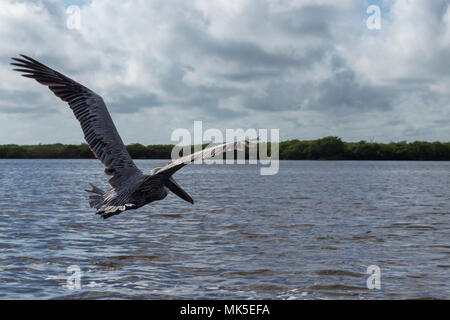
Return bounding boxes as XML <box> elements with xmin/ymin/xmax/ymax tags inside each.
<box><xmin>11</xmin><ymin>55</ymin><xmax>255</xmax><ymax>219</ymax></box>
<box><xmin>87</xmin><ymin>174</ymin><xmax>168</xmax><ymax>219</ymax></box>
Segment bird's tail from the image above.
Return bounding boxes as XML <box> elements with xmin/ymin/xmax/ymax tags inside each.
<box><xmin>85</xmin><ymin>184</ymin><xmax>136</xmax><ymax>219</ymax></box>
<box><xmin>85</xmin><ymin>183</ymin><xmax>105</xmax><ymax>209</ymax></box>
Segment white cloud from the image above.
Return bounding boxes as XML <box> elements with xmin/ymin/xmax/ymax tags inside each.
<box><xmin>0</xmin><ymin>0</ymin><xmax>449</xmax><ymax>144</ymax></box>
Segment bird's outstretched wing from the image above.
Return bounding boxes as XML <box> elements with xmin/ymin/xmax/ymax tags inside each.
<box><xmin>156</xmin><ymin>138</ymin><xmax>258</xmax><ymax>177</ymax></box>
<box><xmin>11</xmin><ymin>55</ymin><xmax>142</xmax><ymax>187</ymax></box>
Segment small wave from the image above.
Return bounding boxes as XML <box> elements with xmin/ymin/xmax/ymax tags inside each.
<box><xmin>315</xmin><ymin>269</ymin><xmax>364</xmax><ymax>278</ymax></box>
<box><xmin>226</xmin><ymin>269</ymin><xmax>280</xmax><ymax>277</ymax></box>
<box><xmin>308</xmin><ymin>284</ymin><xmax>367</xmax><ymax>291</ymax></box>
<box><xmin>405</xmin><ymin>225</ymin><xmax>437</xmax><ymax>230</ymax></box>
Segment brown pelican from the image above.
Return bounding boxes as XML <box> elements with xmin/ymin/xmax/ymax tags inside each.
<box><xmin>11</xmin><ymin>55</ymin><xmax>254</xmax><ymax>219</ymax></box>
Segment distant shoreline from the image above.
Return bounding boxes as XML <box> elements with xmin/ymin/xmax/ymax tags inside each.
<box><xmin>1</xmin><ymin>137</ymin><xmax>449</xmax><ymax>161</ymax></box>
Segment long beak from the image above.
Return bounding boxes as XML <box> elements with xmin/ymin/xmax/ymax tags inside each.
<box><xmin>165</xmin><ymin>177</ymin><xmax>194</xmax><ymax>204</ymax></box>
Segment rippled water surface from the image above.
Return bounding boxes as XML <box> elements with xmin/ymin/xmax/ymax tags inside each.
<box><xmin>0</xmin><ymin>159</ymin><xmax>449</xmax><ymax>299</ymax></box>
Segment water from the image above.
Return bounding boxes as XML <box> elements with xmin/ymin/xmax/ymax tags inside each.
<box><xmin>0</xmin><ymin>159</ymin><xmax>448</xmax><ymax>299</ymax></box>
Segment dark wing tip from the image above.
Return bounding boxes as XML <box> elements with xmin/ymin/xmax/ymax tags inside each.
<box><xmin>11</xmin><ymin>56</ymin><xmax>34</xmax><ymax>73</ymax></box>
<box><xmin>12</xmin><ymin>68</ymin><xmax>30</xmax><ymax>72</ymax></box>
<box><xmin>11</xmin><ymin>55</ymin><xmax>30</xmax><ymax>63</ymax></box>
<box><xmin>10</xmin><ymin>58</ymin><xmax>26</xmax><ymax>67</ymax></box>
<box><xmin>11</xmin><ymin>55</ymin><xmax>47</xmax><ymax>69</ymax></box>
<box><xmin>19</xmin><ymin>54</ymin><xmax>47</xmax><ymax>67</ymax></box>
<box><xmin>17</xmin><ymin>54</ymin><xmax>36</xmax><ymax>63</ymax></box>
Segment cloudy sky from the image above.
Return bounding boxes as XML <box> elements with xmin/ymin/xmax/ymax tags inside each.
<box><xmin>0</xmin><ymin>0</ymin><xmax>449</xmax><ymax>144</ymax></box>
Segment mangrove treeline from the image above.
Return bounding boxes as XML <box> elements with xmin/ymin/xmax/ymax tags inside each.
<box><xmin>0</xmin><ymin>137</ymin><xmax>449</xmax><ymax>160</ymax></box>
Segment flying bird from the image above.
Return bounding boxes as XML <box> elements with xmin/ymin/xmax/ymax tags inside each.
<box><xmin>11</xmin><ymin>55</ymin><xmax>255</xmax><ymax>219</ymax></box>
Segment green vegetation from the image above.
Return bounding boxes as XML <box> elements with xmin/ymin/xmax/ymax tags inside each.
<box><xmin>279</xmin><ymin>137</ymin><xmax>450</xmax><ymax>160</ymax></box>
<box><xmin>0</xmin><ymin>137</ymin><xmax>449</xmax><ymax>160</ymax></box>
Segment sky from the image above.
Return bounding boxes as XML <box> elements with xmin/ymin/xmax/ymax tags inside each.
<box><xmin>0</xmin><ymin>0</ymin><xmax>449</xmax><ymax>145</ymax></box>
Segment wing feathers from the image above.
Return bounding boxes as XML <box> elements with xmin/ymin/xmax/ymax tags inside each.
<box><xmin>156</xmin><ymin>138</ymin><xmax>258</xmax><ymax>176</ymax></box>
<box><xmin>11</xmin><ymin>55</ymin><xmax>142</xmax><ymax>187</ymax></box>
